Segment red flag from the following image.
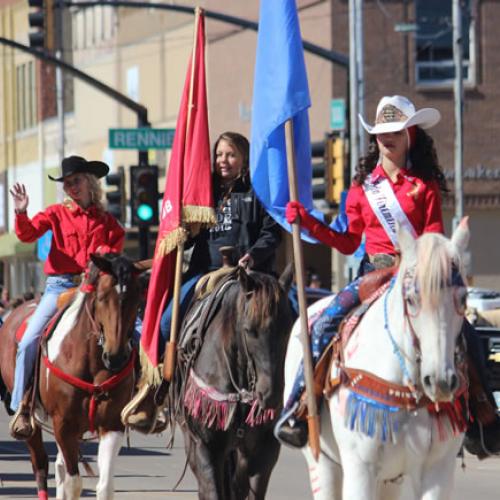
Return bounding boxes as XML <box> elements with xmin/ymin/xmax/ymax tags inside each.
<box><xmin>140</xmin><ymin>10</ymin><xmax>215</xmax><ymax>383</ymax></box>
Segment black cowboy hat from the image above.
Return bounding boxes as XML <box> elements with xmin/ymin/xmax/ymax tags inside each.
<box><xmin>48</xmin><ymin>155</ymin><xmax>110</xmax><ymax>182</ymax></box>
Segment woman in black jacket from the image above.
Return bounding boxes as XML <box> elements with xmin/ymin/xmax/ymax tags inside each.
<box><xmin>159</xmin><ymin>131</ymin><xmax>282</xmax><ymax>340</ymax></box>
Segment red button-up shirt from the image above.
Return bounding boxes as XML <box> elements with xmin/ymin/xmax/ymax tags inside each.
<box><xmin>303</xmin><ymin>164</ymin><xmax>444</xmax><ymax>255</ymax></box>
<box><xmin>15</xmin><ymin>202</ymin><xmax>125</xmax><ymax>275</ymax></box>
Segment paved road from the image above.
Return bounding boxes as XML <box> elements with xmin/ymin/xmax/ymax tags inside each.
<box><xmin>0</xmin><ymin>409</ymin><xmax>499</xmax><ymax>499</ymax></box>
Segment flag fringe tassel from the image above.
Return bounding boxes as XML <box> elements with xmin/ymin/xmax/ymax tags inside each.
<box><xmin>157</xmin><ymin>206</ymin><xmax>216</xmax><ymax>257</ymax></box>
<box><xmin>183</xmin><ymin>205</ymin><xmax>216</xmax><ymax>225</ymax></box>
<box><xmin>139</xmin><ymin>346</ymin><xmax>162</xmax><ymax>386</ymax></box>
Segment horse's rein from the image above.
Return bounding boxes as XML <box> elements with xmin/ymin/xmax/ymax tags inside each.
<box><xmin>85</xmin><ymin>296</ymin><xmax>103</xmax><ymax>344</ymax></box>
<box><xmin>221</xmin><ymin>288</ymin><xmax>258</xmax><ymax>400</ymax></box>
<box><xmin>84</xmin><ymin>274</ymin><xmax>127</xmax><ymax>346</ymax></box>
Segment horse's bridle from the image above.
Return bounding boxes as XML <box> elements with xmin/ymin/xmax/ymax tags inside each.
<box><xmin>84</xmin><ymin>273</ymin><xmax>134</xmax><ymax>359</ymax></box>
<box><xmin>396</xmin><ymin>264</ymin><xmax>467</xmax><ymax>397</ymax></box>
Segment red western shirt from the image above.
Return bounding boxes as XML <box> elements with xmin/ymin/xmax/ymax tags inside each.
<box><xmin>303</xmin><ymin>164</ymin><xmax>444</xmax><ymax>255</ymax></box>
<box><xmin>15</xmin><ymin>202</ymin><xmax>125</xmax><ymax>275</ymax></box>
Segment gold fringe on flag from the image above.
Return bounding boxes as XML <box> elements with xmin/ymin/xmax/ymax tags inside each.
<box><xmin>156</xmin><ymin>205</ymin><xmax>216</xmax><ymax>258</ymax></box>
<box><xmin>139</xmin><ymin>345</ymin><xmax>163</xmax><ymax>386</ymax></box>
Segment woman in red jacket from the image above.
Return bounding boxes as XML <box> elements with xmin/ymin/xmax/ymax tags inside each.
<box><xmin>277</xmin><ymin>96</ymin><xmax>500</xmax><ymax>455</ymax></box>
<box><xmin>9</xmin><ymin>155</ymin><xmax>125</xmax><ymax>439</ymax></box>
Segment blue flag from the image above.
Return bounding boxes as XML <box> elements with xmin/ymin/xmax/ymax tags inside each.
<box><xmin>250</xmin><ymin>0</ymin><xmax>323</xmax><ymax>241</ymax></box>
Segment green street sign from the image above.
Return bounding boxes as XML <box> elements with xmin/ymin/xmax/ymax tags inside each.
<box><xmin>330</xmin><ymin>98</ymin><xmax>346</xmax><ymax>131</ymax></box>
<box><xmin>109</xmin><ymin>128</ymin><xmax>175</xmax><ymax>150</ymax></box>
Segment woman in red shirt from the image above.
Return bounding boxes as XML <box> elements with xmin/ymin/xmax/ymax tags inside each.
<box><xmin>277</xmin><ymin>96</ymin><xmax>500</xmax><ymax>454</ymax></box>
<box><xmin>9</xmin><ymin>155</ymin><xmax>125</xmax><ymax>439</ymax></box>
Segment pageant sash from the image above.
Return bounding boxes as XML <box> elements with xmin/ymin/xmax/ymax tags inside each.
<box><xmin>363</xmin><ymin>175</ymin><xmax>417</xmax><ymax>247</ymax></box>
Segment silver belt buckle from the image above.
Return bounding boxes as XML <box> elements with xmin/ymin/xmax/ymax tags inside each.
<box><xmin>371</xmin><ymin>254</ymin><xmax>395</xmax><ymax>270</ymax></box>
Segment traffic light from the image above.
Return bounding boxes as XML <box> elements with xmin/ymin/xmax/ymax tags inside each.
<box><xmin>311</xmin><ymin>141</ymin><xmax>326</xmax><ymax>206</ymax></box>
<box><xmin>105</xmin><ymin>166</ymin><xmax>126</xmax><ymax>223</ymax></box>
<box><xmin>130</xmin><ymin>165</ymin><xmax>159</xmax><ymax>226</ymax></box>
<box><xmin>325</xmin><ymin>136</ymin><xmax>345</xmax><ymax>206</ymax></box>
<box><xmin>27</xmin><ymin>0</ymin><xmax>55</xmax><ymax>51</ymax></box>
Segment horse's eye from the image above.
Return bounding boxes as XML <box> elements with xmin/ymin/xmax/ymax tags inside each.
<box><xmin>406</xmin><ymin>292</ymin><xmax>420</xmax><ymax>314</ymax></box>
<box><xmin>245</xmin><ymin>326</ymin><xmax>258</xmax><ymax>339</ymax></box>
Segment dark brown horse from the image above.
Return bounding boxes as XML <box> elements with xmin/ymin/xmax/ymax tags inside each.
<box><xmin>0</xmin><ymin>253</ymin><xmax>145</xmax><ymax>500</ymax></box>
<box><xmin>171</xmin><ymin>266</ymin><xmax>294</xmax><ymax>500</ymax></box>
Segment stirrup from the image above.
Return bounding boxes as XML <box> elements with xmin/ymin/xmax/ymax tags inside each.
<box><xmin>9</xmin><ymin>407</ymin><xmax>34</xmax><ymax>440</ymax></box>
<box><xmin>274</xmin><ymin>403</ymin><xmax>308</xmax><ymax>449</ymax></box>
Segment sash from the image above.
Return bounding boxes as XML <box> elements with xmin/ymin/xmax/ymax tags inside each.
<box><xmin>363</xmin><ymin>175</ymin><xmax>417</xmax><ymax>247</ymax></box>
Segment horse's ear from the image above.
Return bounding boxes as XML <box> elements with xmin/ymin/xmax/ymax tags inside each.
<box><xmin>237</xmin><ymin>266</ymin><xmax>256</xmax><ymax>292</ymax></box>
<box><xmin>397</xmin><ymin>223</ymin><xmax>417</xmax><ymax>264</ymax></box>
<box><xmin>451</xmin><ymin>216</ymin><xmax>470</xmax><ymax>254</ymax></box>
<box><xmin>279</xmin><ymin>263</ymin><xmax>294</xmax><ymax>293</ymax></box>
<box><xmin>90</xmin><ymin>254</ymin><xmax>113</xmax><ymax>275</ymax></box>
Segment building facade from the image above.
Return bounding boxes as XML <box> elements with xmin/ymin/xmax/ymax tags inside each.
<box><xmin>1</xmin><ymin>0</ymin><xmax>497</xmax><ymax>297</ymax></box>
<box><xmin>331</xmin><ymin>0</ymin><xmax>500</xmax><ymax>287</ymax></box>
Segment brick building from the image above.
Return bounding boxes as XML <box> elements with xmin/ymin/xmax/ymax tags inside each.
<box><xmin>330</xmin><ymin>0</ymin><xmax>500</xmax><ymax>287</ymax></box>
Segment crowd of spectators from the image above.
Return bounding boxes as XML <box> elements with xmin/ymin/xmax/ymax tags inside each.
<box><xmin>0</xmin><ymin>287</ymin><xmax>37</xmax><ymax>325</ymax></box>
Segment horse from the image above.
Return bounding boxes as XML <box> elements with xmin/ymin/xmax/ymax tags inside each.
<box><xmin>170</xmin><ymin>265</ymin><xmax>294</xmax><ymax>500</ymax></box>
<box><xmin>0</xmin><ymin>253</ymin><xmax>146</xmax><ymax>500</ymax></box>
<box><xmin>284</xmin><ymin>222</ymin><xmax>470</xmax><ymax>500</ymax></box>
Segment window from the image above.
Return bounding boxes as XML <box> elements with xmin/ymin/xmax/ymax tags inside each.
<box><xmin>415</xmin><ymin>0</ymin><xmax>475</xmax><ymax>87</ymax></box>
<box><xmin>16</xmin><ymin>62</ymin><xmax>37</xmax><ymax>132</ymax></box>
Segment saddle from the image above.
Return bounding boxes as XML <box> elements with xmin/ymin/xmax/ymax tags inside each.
<box><xmin>297</xmin><ymin>267</ymin><xmax>396</xmax><ymax>419</ymax></box>
<box><xmin>194</xmin><ymin>266</ymin><xmax>237</xmax><ymax>300</ymax></box>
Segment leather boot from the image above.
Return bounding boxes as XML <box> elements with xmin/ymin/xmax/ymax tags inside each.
<box><xmin>276</xmin><ymin>420</ymin><xmax>308</xmax><ymax>448</ymax></box>
<box><xmin>464</xmin><ymin>355</ymin><xmax>500</xmax><ymax>458</ymax></box>
<box><xmin>121</xmin><ymin>383</ymin><xmax>167</xmax><ymax>434</ymax></box>
<box><xmin>9</xmin><ymin>404</ymin><xmax>33</xmax><ymax>440</ymax></box>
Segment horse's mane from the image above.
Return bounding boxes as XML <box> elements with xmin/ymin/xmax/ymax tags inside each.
<box><xmin>220</xmin><ymin>272</ymin><xmax>284</xmax><ymax>344</ymax></box>
<box><xmin>414</xmin><ymin>232</ymin><xmax>464</xmax><ymax>309</ymax></box>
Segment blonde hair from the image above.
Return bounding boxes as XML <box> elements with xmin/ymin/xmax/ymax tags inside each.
<box><xmin>63</xmin><ymin>173</ymin><xmax>104</xmax><ymax>212</ymax></box>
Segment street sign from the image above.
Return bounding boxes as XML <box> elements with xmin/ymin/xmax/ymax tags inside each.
<box><xmin>109</xmin><ymin>128</ymin><xmax>175</xmax><ymax>150</ymax></box>
<box><xmin>330</xmin><ymin>98</ymin><xmax>346</xmax><ymax>131</ymax></box>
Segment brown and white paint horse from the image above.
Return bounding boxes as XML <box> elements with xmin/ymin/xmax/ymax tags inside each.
<box><xmin>0</xmin><ymin>254</ymin><xmax>146</xmax><ymax>499</ymax></box>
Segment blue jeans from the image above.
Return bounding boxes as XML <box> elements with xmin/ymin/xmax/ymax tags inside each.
<box><xmin>10</xmin><ymin>275</ymin><xmax>78</xmax><ymax>412</ymax></box>
<box><xmin>284</xmin><ymin>278</ymin><xmax>362</xmax><ymax>412</ymax></box>
<box><xmin>159</xmin><ymin>275</ymin><xmax>200</xmax><ymax>348</ymax></box>
<box><xmin>132</xmin><ymin>274</ymin><xmax>201</xmax><ymax>357</ymax></box>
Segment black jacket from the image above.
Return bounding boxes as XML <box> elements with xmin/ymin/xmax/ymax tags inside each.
<box><xmin>188</xmin><ymin>177</ymin><xmax>281</xmax><ymax>276</ymax></box>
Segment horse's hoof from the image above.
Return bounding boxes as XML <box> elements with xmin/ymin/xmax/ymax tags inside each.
<box><xmin>276</xmin><ymin>420</ymin><xmax>308</xmax><ymax>448</ymax></box>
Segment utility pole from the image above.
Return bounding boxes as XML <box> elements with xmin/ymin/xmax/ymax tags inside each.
<box><xmin>347</xmin><ymin>0</ymin><xmax>364</xmax><ymax>281</ymax></box>
<box><xmin>453</xmin><ymin>0</ymin><xmax>464</xmax><ymax>228</ymax></box>
<box><xmin>55</xmin><ymin>0</ymin><xmax>65</xmax><ymax>163</ymax></box>
<box><xmin>348</xmin><ymin>0</ymin><xmax>359</xmax><ymax>181</ymax></box>
<box><xmin>355</xmin><ymin>0</ymin><xmax>365</xmax><ymax>156</ymax></box>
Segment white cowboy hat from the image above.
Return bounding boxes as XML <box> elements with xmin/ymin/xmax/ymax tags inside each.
<box><xmin>359</xmin><ymin>95</ymin><xmax>441</xmax><ymax>135</ymax></box>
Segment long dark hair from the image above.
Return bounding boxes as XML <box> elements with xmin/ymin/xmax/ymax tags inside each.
<box><xmin>354</xmin><ymin>127</ymin><xmax>448</xmax><ymax>192</ymax></box>
<box><xmin>212</xmin><ymin>131</ymin><xmax>250</xmax><ymax>200</ymax></box>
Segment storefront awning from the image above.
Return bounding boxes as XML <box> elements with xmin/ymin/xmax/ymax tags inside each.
<box><xmin>0</xmin><ymin>232</ymin><xmax>35</xmax><ymax>259</ymax></box>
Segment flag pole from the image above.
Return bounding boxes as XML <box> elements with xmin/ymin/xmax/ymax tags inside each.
<box><xmin>284</xmin><ymin>119</ymin><xmax>320</xmax><ymax>461</ymax></box>
<box><xmin>163</xmin><ymin>7</ymin><xmax>201</xmax><ymax>382</ymax></box>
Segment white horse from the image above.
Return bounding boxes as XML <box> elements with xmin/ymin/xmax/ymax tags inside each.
<box><xmin>284</xmin><ymin>221</ymin><xmax>470</xmax><ymax>500</ymax></box>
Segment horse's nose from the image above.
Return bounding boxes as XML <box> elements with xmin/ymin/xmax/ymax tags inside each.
<box><xmin>102</xmin><ymin>349</ymin><xmax>130</xmax><ymax>372</ymax></box>
<box><xmin>423</xmin><ymin>372</ymin><xmax>458</xmax><ymax>401</ymax></box>
<box><xmin>449</xmin><ymin>373</ymin><xmax>459</xmax><ymax>393</ymax></box>
<box><xmin>257</xmin><ymin>386</ymin><xmax>280</xmax><ymax>410</ymax></box>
